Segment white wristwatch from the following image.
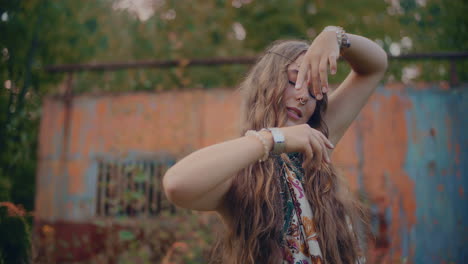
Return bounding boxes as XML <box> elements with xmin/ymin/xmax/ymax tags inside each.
<box><xmin>266</xmin><ymin>127</ymin><xmax>285</xmax><ymax>155</ymax></box>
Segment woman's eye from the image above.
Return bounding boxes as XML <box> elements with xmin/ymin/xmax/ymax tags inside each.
<box><xmin>289</xmin><ymin>79</ymin><xmax>316</xmax><ymax>99</ymax></box>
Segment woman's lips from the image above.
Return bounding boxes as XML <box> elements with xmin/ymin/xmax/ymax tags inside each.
<box><xmin>286</xmin><ymin>107</ymin><xmax>302</xmax><ymax>120</ymax></box>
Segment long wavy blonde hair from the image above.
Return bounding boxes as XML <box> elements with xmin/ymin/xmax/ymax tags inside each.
<box><xmin>210</xmin><ymin>40</ymin><xmax>368</xmax><ymax>264</ymax></box>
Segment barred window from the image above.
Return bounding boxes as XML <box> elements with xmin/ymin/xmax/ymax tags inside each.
<box><xmin>96</xmin><ymin>159</ymin><xmax>176</xmax><ymax>217</ymax></box>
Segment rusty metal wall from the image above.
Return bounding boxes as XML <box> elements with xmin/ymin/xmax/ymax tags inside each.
<box><xmin>34</xmin><ymin>83</ymin><xmax>467</xmax><ymax>263</ymax></box>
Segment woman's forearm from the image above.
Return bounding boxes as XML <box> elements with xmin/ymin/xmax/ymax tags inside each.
<box><xmin>163</xmin><ymin>131</ymin><xmax>273</xmax><ymax>208</ymax></box>
<box><xmin>341</xmin><ymin>33</ymin><xmax>388</xmax><ymax>75</ymax></box>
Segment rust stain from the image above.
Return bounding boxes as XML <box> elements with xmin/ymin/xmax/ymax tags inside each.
<box><xmin>69</xmin><ymin>106</ymin><xmax>84</xmax><ymax>156</ymax></box>
<box><xmin>97</xmin><ymin>92</ymin><xmax>197</xmax><ymax>156</ymax></box>
<box><xmin>358</xmin><ymin>93</ymin><xmax>416</xmax><ymax>261</ymax></box>
<box><xmin>441</xmin><ymin>169</ymin><xmax>448</xmax><ymax>176</ymax></box>
<box><xmin>35</xmin><ymin>160</ymin><xmax>62</xmax><ymax>219</ymax></box>
<box><xmin>437</xmin><ymin>184</ymin><xmax>445</xmax><ymax>192</ymax></box>
<box><xmin>334</xmin><ymin>122</ymin><xmax>361</xmax><ymax>192</ymax></box>
<box><xmin>334</xmin><ymin>122</ymin><xmax>361</xmax><ymax>166</ymax></box>
<box><xmin>439</xmin><ymin>81</ymin><xmax>450</xmax><ymax>90</ymax></box>
<box><xmin>454</xmin><ymin>143</ymin><xmax>460</xmax><ymax>165</ymax></box>
<box><xmin>96</xmin><ymin>100</ymin><xmax>107</xmax><ymax>116</ymax></box>
<box><xmin>414</xmin><ymin>81</ymin><xmax>431</xmax><ymax>90</ymax></box>
<box><xmin>64</xmin><ymin>90</ymin><xmax>243</xmax><ymax>160</ymax></box>
<box><xmin>459</xmin><ymin>187</ymin><xmax>464</xmax><ymax>198</ymax></box>
<box><xmin>67</xmin><ymin>160</ymin><xmax>85</xmax><ymax>194</ymax></box>
<box><xmin>38</xmin><ymin>99</ymin><xmax>66</xmax><ymax>159</ymax></box>
<box><xmin>385</xmin><ymin>82</ymin><xmax>406</xmax><ymax>92</ymax></box>
<box><xmin>201</xmin><ymin>90</ymin><xmax>241</xmax><ymax>147</ymax></box>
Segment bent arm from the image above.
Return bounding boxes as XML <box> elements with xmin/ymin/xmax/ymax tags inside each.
<box><xmin>326</xmin><ymin>33</ymin><xmax>388</xmax><ymax>145</ymax></box>
<box><xmin>163</xmin><ymin>131</ymin><xmax>273</xmax><ymax>211</ymax></box>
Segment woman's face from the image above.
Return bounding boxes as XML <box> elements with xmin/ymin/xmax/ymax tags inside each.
<box><xmin>283</xmin><ymin>54</ymin><xmax>317</xmax><ymax>127</ymax></box>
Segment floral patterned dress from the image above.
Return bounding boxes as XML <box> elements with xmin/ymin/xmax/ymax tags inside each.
<box><xmin>279</xmin><ymin>153</ymin><xmax>324</xmax><ymax>264</ymax></box>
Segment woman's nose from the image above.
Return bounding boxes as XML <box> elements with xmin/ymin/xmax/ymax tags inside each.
<box><xmin>295</xmin><ymin>86</ymin><xmax>310</xmax><ymax>101</ymax></box>
<box><xmin>296</xmin><ymin>93</ymin><xmax>308</xmax><ymax>105</ymax></box>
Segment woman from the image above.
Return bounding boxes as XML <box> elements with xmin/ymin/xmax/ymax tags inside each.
<box><xmin>163</xmin><ymin>26</ymin><xmax>388</xmax><ymax>264</ymax></box>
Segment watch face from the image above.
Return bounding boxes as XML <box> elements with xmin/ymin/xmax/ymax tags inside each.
<box><xmin>269</xmin><ymin>128</ymin><xmax>286</xmax><ymax>154</ymax></box>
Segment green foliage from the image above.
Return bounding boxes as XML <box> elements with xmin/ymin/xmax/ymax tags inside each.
<box><xmin>119</xmin><ymin>230</ymin><xmax>136</xmax><ymax>241</ymax></box>
<box><xmin>112</xmin><ymin>211</ymin><xmax>219</xmax><ymax>264</ymax></box>
<box><xmin>0</xmin><ymin>206</ymin><xmax>31</xmax><ymax>264</ymax></box>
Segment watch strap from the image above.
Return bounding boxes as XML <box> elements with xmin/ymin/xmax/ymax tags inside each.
<box><xmin>267</xmin><ymin>127</ymin><xmax>285</xmax><ymax>155</ymax></box>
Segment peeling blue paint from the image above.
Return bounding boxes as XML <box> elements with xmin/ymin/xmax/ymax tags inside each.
<box><xmin>404</xmin><ymin>87</ymin><xmax>468</xmax><ymax>263</ymax></box>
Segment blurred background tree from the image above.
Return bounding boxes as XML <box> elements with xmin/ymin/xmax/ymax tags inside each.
<box><xmin>0</xmin><ymin>0</ymin><xmax>466</xmax><ymax>262</ymax></box>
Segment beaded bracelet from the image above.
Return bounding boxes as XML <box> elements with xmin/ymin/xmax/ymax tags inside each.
<box><xmin>245</xmin><ymin>130</ymin><xmax>269</xmax><ymax>162</ymax></box>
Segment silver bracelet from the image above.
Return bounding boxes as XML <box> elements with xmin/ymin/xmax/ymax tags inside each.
<box><xmin>323</xmin><ymin>26</ymin><xmax>351</xmax><ymax>54</ymax></box>
<box><xmin>245</xmin><ymin>130</ymin><xmax>269</xmax><ymax>162</ymax></box>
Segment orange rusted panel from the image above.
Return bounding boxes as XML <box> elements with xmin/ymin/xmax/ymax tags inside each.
<box><xmin>67</xmin><ymin>160</ymin><xmax>86</xmax><ymax>194</ymax></box>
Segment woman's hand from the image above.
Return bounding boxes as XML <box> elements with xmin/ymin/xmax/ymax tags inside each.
<box><xmin>280</xmin><ymin>124</ymin><xmax>334</xmax><ymax>169</ymax></box>
<box><xmin>295</xmin><ymin>30</ymin><xmax>340</xmax><ymax>100</ymax></box>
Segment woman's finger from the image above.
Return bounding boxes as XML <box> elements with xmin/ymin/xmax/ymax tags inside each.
<box><xmin>310</xmin><ymin>60</ymin><xmax>322</xmax><ymax>100</ymax></box>
<box><xmin>302</xmin><ymin>142</ymin><xmax>314</xmax><ymax>168</ymax></box>
<box><xmin>317</xmin><ymin>135</ymin><xmax>331</xmax><ymax>164</ymax></box>
<box><xmin>295</xmin><ymin>59</ymin><xmax>310</xmax><ymax>91</ymax></box>
<box><xmin>318</xmin><ymin>56</ymin><xmax>329</xmax><ymax>94</ymax></box>
<box><xmin>303</xmin><ymin>71</ymin><xmax>312</xmax><ymax>98</ymax></box>
<box><xmin>328</xmin><ymin>53</ymin><xmax>338</xmax><ymax>75</ymax></box>
<box><xmin>317</xmin><ymin>131</ymin><xmax>334</xmax><ymax>149</ymax></box>
<box><xmin>309</xmin><ymin>135</ymin><xmax>323</xmax><ymax>168</ymax></box>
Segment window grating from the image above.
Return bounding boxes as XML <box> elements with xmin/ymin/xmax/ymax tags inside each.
<box><xmin>96</xmin><ymin>159</ymin><xmax>176</xmax><ymax>217</ymax></box>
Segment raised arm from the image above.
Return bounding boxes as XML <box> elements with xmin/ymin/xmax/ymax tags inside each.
<box><xmin>295</xmin><ymin>28</ymin><xmax>388</xmax><ymax>145</ymax></box>
<box><xmin>325</xmin><ymin>33</ymin><xmax>388</xmax><ymax>144</ymax></box>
